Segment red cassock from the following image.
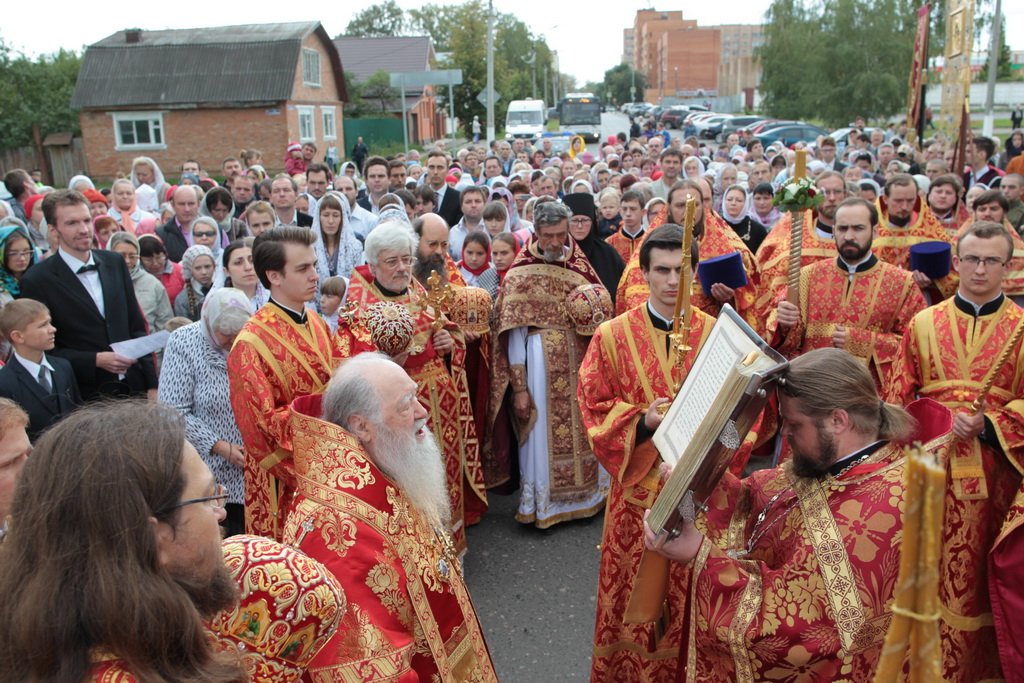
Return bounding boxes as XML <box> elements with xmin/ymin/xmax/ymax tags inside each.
<box><xmin>228</xmin><ymin>303</ymin><xmax>340</xmax><ymax>539</ymax></box>
<box><xmin>335</xmin><ymin>265</ymin><xmax>486</xmax><ymax>556</ymax></box>
<box><xmin>874</xmin><ymin>197</ymin><xmax>958</xmax><ymax>299</ymax></box>
<box><xmin>753</xmin><ymin>209</ymin><xmax>836</xmax><ymax>319</ymax></box>
<box><xmin>578</xmin><ymin>303</ymin><xmax>755</xmax><ymax>682</ymax></box>
<box><xmin>885</xmin><ymin>296</ymin><xmax>1024</xmax><ymax>680</ymax></box>
<box><xmin>282</xmin><ymin>394</ymin><xmax>498</xmax><ymax>682</ymax></box>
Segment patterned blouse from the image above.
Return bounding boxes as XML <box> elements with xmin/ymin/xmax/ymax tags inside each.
<box><xmin>157</xmin><ymin>322</ymin><xmax>244</xmax><ymax>504</ymax></box>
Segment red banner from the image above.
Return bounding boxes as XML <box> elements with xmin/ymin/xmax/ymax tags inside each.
<box><xmin>906</xmin><ymin>4</ymin><xmax>931</xmax><ymax>146</ymax></box>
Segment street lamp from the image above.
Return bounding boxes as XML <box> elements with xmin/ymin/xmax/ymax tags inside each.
<box><xmin>674</xmin><ymin>66</ymin><xmax>678</xmax><ymax>95</ymax></box>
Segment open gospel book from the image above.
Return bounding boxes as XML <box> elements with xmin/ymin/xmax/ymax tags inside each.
<box><xmin>647</xmin><ymin>305</ymin><xmax>788</xmax><ymax>537</ymax></box>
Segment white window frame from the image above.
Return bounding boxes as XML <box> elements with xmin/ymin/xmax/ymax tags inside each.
<box><xmin>302</xmin><ymin>49</ymin><xmax>321</xmax><ymax>87</ymax></box>
<box><xmin>112</xmin><ymin>111</ymin><xmax>166</xmax><ymax>151</ymax></box>
<box><xmin>321</xmin><ymin>106</ymin><xmax>337</xmax><ymax>140</ymax></box>
<box><xmin>297</xmin><ymin>106</ymin><xmax>316</xmax><ymax>142</ymax></box>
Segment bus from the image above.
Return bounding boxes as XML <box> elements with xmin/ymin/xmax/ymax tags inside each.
<box><xmin>559</xmin><ymin>93</ymin><xmax>602</xmax><ymax>143</ymax></box>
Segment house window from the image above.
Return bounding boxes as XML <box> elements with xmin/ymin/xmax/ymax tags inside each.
<box><xmin>302</xmin><ymin>49</ymin><xmax>321</xmax><ymax>87</ymax></box>
<box><xmin>321</xmin><ymin>106</ymin><xmax>337</xmax><ymax>140</ymax></box>
<box><xmin>297</xmin><ymin>106</ymin><xmax>316</xmax><ymax>142</ymax></box>
<box><xmin>112</xmin><ymin>112</ymin><xmax>165</xmax><ymax>150</ymax></box>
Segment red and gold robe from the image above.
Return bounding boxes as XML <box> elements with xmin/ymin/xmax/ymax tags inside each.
<box><xmin>228</xmin><ymin>303</ymin><xmax>339</xmax><ymax>539</ymax></box>
<box><xmin>606</xmin><ymin>228</ymin><xmax>645</xmax><ymax>265</ymax></box>
<box><xmin>615</xmin><ymin>214</ymin><xmax>763</xmax><ymax>335</ymax></box>
<box><xmin>681</xmin><ymin>437</ymin><xmax>942</xmax><ymax>682</ymax></box>
<box><xmin>753</xmin><ymin>210</ymin><xmax>837</xmax><ymax>317</ymax></box>
<box><xmin>767</xmin><ymin>256</ymin><xmax>927</xmax><ymax>390</ymax></box>
<box><xmin>282</xmin><ymin>394</ymin><xmax>498</xmax><ymax>683</ymax></box>
<box><xmin>86</xmin><ymin>654</ymin><xmax>136</xmax><ymax>682</ymax></box>
<box><xmin>336</xmin><ymin>265</ymin><xmax>486</xmax><ymax>555</ymax></box>
<box><xmin>885</xmin><ymin>295</ymin><xmax>1024</xmax><ymax>681</ymax></box>
<box><xmin>955</xmin><ymin>216</ymin><xmax>1024</xmax><ymax>298</ymax></box>
<box><xmin>491</xmin><ymin>237</ymin><xmax>608</xmax><ymax>527</ymax></box>
<box><xmin>875</xmin><ymin>197</ymin><xmax>957</xmax><ymax>299</ymax></box>
<box><xmin>578</xmin><ymin>303</ymin><xmax>715</xmax><ymax>683</ymax></box>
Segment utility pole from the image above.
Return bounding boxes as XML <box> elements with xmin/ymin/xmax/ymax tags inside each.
<box><xmin>486</xmin><ymin>0</ymin><xmax>496</xmax><ymax>145</ymax></box>
<box><xmin>982</xmin><ymin>0</ymin><xmax>1001</xmax><ymax>136</ymax></box>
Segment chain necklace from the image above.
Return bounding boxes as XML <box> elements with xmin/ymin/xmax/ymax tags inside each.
<box><xmin>727</xmin><ymin>451</ymin><xmax>869</xmax><ymax>560</ymax></box>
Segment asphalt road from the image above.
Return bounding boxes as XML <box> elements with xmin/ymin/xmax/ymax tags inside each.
<box><xmin>464</xmin><ymin>490</ymin><xmax>605</xmax><ymax>682</ymax></box>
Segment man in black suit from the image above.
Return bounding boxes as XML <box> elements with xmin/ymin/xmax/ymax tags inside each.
<box><xmin>425</xmin><ymin>150</ymin><xmax>462</xmax><ymax>228</ymax></box>
<box><xmin>0</xmin><ymin>300</ymin><xmax>81</xmax><ymax>440</ymax></box>
<box><xmin>357</xmin><ymin>156</ymin><xmax>390</xmax><ymax>214</ymax></box>
<box><xmin>157</xmin><ymin>185</ymin><xmax>200</xmax><ymax>262</ymax></box>
<box><xmin>19</xmin><ymin>190</ymin><xmax>158</xmax><ymax>401</ymax></box>
<box><xmin>270</xmin><ymin>175</ymin><xmax>313</xmax><ymax>227</ymax></box>
<box><xmin>818</xmin><ymin>136</ymin><xmax>847</xmax><ymax>173</ymax></box>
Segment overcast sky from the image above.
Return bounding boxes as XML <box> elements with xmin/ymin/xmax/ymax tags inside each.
<box><xmin>4</xmin><ymin>1</ymin><xmax>1021</xmax><ymax>85</ymax></box>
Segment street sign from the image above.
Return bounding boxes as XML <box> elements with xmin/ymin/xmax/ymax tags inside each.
<box><xmin>389</xmin><ymin>69</ymin><xmax>463</xmax><ymax>89</ymax></box>
<box><xmin>476</xmin><ymin>87</ymin><xmax>501</xmax><ymax>106</ymax></box>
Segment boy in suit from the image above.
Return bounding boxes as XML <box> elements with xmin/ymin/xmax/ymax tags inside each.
<box><xmin>0</xmin><ymin>299</ymin><xmax>81</xmax><ymax>440</ymax></box>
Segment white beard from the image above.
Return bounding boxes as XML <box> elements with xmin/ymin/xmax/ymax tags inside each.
<box><xmin>371</xmin><ymin>419</ymin><xmax>452</xmax><ymax>531</ymax></box>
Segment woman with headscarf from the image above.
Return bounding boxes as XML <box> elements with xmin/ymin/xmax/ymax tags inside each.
<box><xmin>158</xmin><ymin>287</ymin><xmax>253</xmax><ymax>536</ymax></box>
<box><xmin>107</xmin><ymin>232</ymin><xmax>173</xmax><ymax>333</ymax></box>
<box><xmin>0</xmin><ymin>225</ymin><xmax>41</xmax><ymax>306</ymax></box>
<box><xmin>200</xmin><ymin>186</ymin><xmax>248</xmax><ymax>241</ymax></box>
<box><xmin>222</xmin><ymin>238</ymin><xmax>268</xmax><ymax>311</ymax></box>
<box><xmin>562</xmin><ymin>192</ymin><xmax>624</xmax><ymax>304</ymax></box>
<box><xmin>138</xmin><ymin>234</ymin><xmax>186</xmax><ymax>303</ymax></box>
<box><xmin>642</xmin><ymin>197</ymin><xmax>666</xmax><ymax>231</ymax></box>
<box><xmin>174</xmin><ymin>244</ymin><xmax>217</xmax><ymax>322</ymax></box>
<box><xmin>489</xmin><ymin>187</ymin><xmax>524</xmax><ymax>232</ymax></box>
<box><xmin>189</xmin><ymin>216</ymin><xmax>228</xmax><ymax>286</ymax></box>
<box><xmin>313</xmin><ymin>192</ymin><xmax>363</xmax><ymax>284</ymax></box>
<box><xmin>67</xmin><ymin>174</ymin><xmax>95</xmax><ymax>193</ymax></box>
<box><xmin>719</xmin><ymin>183</ymin><xmax>768</xmax><ymax>253</ymax></box>
<box><xmin>107</xmin><ymin>179</ymin><xmax>156</xmax><ymax>234</ymax></box>
<box><xmin>131</xmin><ymin>156</ymin><xmax>171</xmax><ymax>213</ymax></box>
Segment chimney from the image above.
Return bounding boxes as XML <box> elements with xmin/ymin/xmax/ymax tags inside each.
<box><xmin>125</xmin><ymin>28</ymin><xmax>142</xmax><ymax>44</ymax></box>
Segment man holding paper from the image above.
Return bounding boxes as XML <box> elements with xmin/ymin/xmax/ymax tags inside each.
<box><xmin>578</xmin><ymin>224</ymin><xmax>716</xmax><ymax>682</ymax></box>
<box><xmin>768</xmin><ymin>197</ymin><xmax>926</xmax><ymax>390</ymax></box>
<box><xmin>644</xmin><ymin>348</ymin><xmax>943</xmax><ymax>682</ymax></box>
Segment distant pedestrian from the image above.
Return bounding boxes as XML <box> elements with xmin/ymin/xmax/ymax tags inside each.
<box><xmin>473</xmin><ymin>116</ymin><xmax>481</xmax><ymax>143</ymax></box>
<box><xmin>1011</xmin><ymin>104</ymin><xmax>1022</xmax><ymax>130</ymax></box>
<box><xmin>351</xmin><ymin>136</ymin><xmax>369</xmax><ymax>174</ymax></box>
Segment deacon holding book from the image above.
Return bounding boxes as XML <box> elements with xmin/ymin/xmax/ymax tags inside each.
<box><xmin>768</xmin><ymin>197</ymin><xmax>927</xmax><ymax>390</ymax></box>
<box><xmin>644</xmin><ymin>348</ymin><xmax>949</xmax><ymax>681</ymax></box>
<box><xmin>578</xmin><ymin>224</ymin><xmax>717</xmax><ymax>682</ymax></box>
<box><xmin>885</xmin><ymin>221</ymin><xmax>1024</xmax><ymax>681</ymax></box>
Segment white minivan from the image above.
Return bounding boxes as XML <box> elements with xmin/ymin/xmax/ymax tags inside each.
<box><xmin>505</xmin><ymin>99</ymin><xmax>546</xmax><ymax>142</ymax></box>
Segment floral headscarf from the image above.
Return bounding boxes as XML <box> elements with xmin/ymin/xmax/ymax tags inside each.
<box><xmin>0</xmin><ymin>226</ymin><xmax>40</xmax><ymax>297</ymax></box>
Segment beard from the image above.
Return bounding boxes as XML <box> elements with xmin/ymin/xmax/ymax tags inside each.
<box><xmin>371</xmin><ymin>418</ymin><xmax>452</xmax><ymax>531</ymax></box>
<box><xmin>414</xmin><ymin>253</ymin><xmax>446</xmax><ymax>284</ymax></box>
<box><xmin>541</xmin><ymin>245</ymin><xmax>567</xmax><ymax>262</ymax></box>
<box><xmin>819</xmin><ymin>203</ymin><xmax>838</xmax><ymax>220</ymax></box>
<box><xmin>839</xmin><ymin>241</ymin><xmax>871</xmax><ymax>263</ymax></box>
<box><xmin>785</xmin><ymin>422</ymin><xmax>838</xmax><ymax>480</ymax></box>
<box><xmin>174</xmin><ymin>560</ymin><xmax>239</xmax><ymax>619</ymax></box>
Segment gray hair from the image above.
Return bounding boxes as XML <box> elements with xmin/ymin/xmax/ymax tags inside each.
<box><xmin>532</xmin><ymin>201</ymin><xmax>571</xmax><ymax>229</ymax></box>
<box><xmin>321</xmin><ymin>352</ymin><xmax>393</xmax><ymax>430</ymax></box>
<box><xmin>364</xmin><ymin>221</ymin><xmax>417</xmax><ymax>265</ymax></box>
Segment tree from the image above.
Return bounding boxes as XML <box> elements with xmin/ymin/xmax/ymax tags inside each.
<box><xmin>345</xmin><ymin>0</ymin><xmax>406</xmax><ymax>37</ymax></box>
<box><xmin>408</xmin><ymin>4</ymin><xmax>462</xmax><ymax>52</ymax></box>
<box><xmin>598</xmin><ymin>64</ymin><xmax>646</xmax><ymax>106</ymax></box>
<box><xmin>360</xmin><ymin>70</ymin><xmax>399</xmax><ymax>114</ymax></box>
<box><xmin>0</xmin><ymin>40</ymin><xmax>81</xmax><ymax>152</ymax></box>
<box><xmin>977</xmin><ymin>12</ymin><xmax>1012</xmax><ymax>81</ymax></box>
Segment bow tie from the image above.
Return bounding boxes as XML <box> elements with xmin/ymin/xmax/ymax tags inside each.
<box><xmin>77</xmin><ymin>264</ymin><xmax>98</xmax><ymax>274</ymax></box>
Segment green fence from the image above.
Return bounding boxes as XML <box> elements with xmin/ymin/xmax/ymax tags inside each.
<box><xmin>342</xmin><ymin>118</ymin><xmax>405</xmax><ymax>153</ymax></box>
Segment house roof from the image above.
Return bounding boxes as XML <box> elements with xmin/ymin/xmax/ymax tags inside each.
<box><xmin>332</xmin><ymin>36</ymin><xmax>434</xmax><ymax>84</ymax></box>
<box><xmin>71</xmin><ymin>21</ymin><xmax>347</xmax><ymax>109</ymax></box>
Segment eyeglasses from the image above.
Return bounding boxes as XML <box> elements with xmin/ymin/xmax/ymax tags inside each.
<box><xmin>193</xmin><ymin>231</ymin><xmax>217</xmax><ymax>238</ymax></box>
<box><xmin>6</xmin><ymin>249</ymin><xmax>33</xmax><ymax>259</ymax></box>
<box><xmin>156</xmin><ymin>484</ymin><xmax>228</xmax><ymax>515</ymax></box>
<box><xmin>960</xmin><ymin>255</ymin><xmax>1007</xmax><ymax>269</ymax></box>
<box><xmin>381</xmin><ymin>255</ymin><xmax>415</xmax><ymax>268</ymax></box>
<box><xmin>570</xmin><ymin>217</ymin><xmax>592</xmax><ymax>225</ymax></box>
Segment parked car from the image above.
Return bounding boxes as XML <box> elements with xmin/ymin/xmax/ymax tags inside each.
<box><xmin>700</xmin><ymin>114</ymin><xmax>734</xmax><ymax>139</ymax></box>
<box><xmin>719</xmin><ymin>116</ymin><xmax>771</xmax><ymax>140</ymax></box>
<box><xmin>660</xmin><ymin>105</ymin><xmax>691</xmax><ymax>129</ymax></box>
<box><xmin>741</xmin><ymin>119</ymin><xmax>797</xmax><ymax>137</ymax></box>
<box><xmin>757</xmin><ymin>124</ymin><xmax>830</xmax><ymax>148</ymax></box>
<box><xmin>829</xmin><ymin>127</ymin><xmax>878</xmax><ymax>148</ymax></box>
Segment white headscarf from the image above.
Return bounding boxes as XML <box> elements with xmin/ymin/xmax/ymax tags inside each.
<box><xmin>68</xmin><ymin>174</ymin><xmax>95</xmax><ymax>192</ymax></box>
<box><xmin>313</xmin><ymin>191</ymin><xmax>364</xmax><ymax>282</ymax></box>
<box><xmin>131</xmin><ymin>156</ymin><xmax>168</xmax><ymax>212</ymax></box>
<box><xmin>201</xmin><ymin>287</ymin><xmax>253</xmax><ymax>356</ymax></box>
<box><xmin>720</xmin><ymin>184</ymin><xmax>753</xmax><ymax>224</ymax></box>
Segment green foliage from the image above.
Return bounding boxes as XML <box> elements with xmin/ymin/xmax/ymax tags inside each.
<box><xmin>407</xmin><ymin>4</ymin><xmax>462</xmax><ymax>52</ymax></box>
<box><xmin>360</xmin><ymin>70</ymin><xmax>399</xmax><ymax>114</ymax></box>
<box><xmin>0</xmin><ymin>40</ymin><xmax>81</xmax><ymax>152</ymax></box>
<box><xmin>759</xmin><ymin>0</ymin><xmax>919</xmax><ymax>126</ymax></box>
<box><xmin>597</xmin><ymin>64</ymin><xmax>646</xmax><ymax>106</ymax></box>
<box><xmin>345</xmin><ymin>0</ymin><xmax>406</xmax><ymax>37</ymax></box>
<box><xmin>977</xmin><ymin>13</ymin><xmax>1013</xmax><ymax>81</ymax></box>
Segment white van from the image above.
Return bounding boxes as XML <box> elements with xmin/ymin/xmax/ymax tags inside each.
<box><xmin>505</xmin><ymin>99</ymin><xmax>546</xmax><ymax>142</ymax></box>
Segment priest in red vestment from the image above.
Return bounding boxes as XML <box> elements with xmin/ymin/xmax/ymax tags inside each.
<box><xmin>579</xmin><ymin>225</ymin><xmax>717</xmax><ymax>682</ymax></box>
<box><xmin>646</xmin><ymin>348</ymin><xmax>952</xmax><ymax>682</ymax></box>
<box><xmin>955</xmin><ymin>188</ymin><xmax>1024</xmax><ymax>304</ymax></box>
<box><xmin>885</xmin><ymin>221</ymin><xmax>1024</xmax><ymax>681</ymax></box>
<box><xmin>615</xmin><ymin>179</ymin><xmax>763</xmax><ymax>336</ymax></box>
<box><xmin>228</xmin><ymin>226</ymin><xmax>340</xmax><ymax>539</ymax></box>
<box><xmin>334</xmin><ymin>219</ymin><xmax>486</xmax><ymax>555</ymax></box>
<box><xmin>282</xmin><ymin>354</ymin><xmax>498</xmax><ymax>682</ymax></box>
<box><xmin>768</xmin><ymin>197</ymin><xmax>927</xmax><ymax>390</ymax></box>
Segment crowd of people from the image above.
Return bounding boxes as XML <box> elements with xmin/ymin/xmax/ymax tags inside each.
<box><xmin>0</xmin><ymin>116</ymin><xmax>1022</xmax><ymax>681</ymax></box>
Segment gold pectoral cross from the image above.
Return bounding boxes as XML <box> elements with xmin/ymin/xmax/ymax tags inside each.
<box><xmin>419</xmin><ymin>270</ymin><xmax>455</xmax><ymax>333</ymax></box>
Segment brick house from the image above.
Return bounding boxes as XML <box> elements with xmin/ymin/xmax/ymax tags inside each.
<box><xmin>71</xmin><ymin>21</ymin><xmax>347</xmax><ymax>182</ymax></box>
<box><xmin>333</xmin><ymin>36</ymin><xmax>444</xmax><ymax>144</ymax></box>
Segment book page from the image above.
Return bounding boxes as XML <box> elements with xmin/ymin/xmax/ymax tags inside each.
<box><xmin>653</xmin><ymin>311</ymin><xmax>761</xmax><ymax>466</ymax></box>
